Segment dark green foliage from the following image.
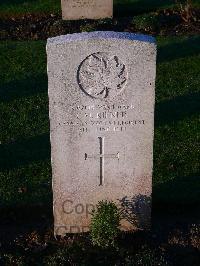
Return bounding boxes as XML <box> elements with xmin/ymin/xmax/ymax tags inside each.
<box><xmin>124</xmin><ymin>248</ymin><xmax>169</xmax><ymax>265</ymax></box>
<box><xmin>44</xmin><ymin>248</ymin><xmax>71</xmax><ymax>265</ymax></box>
<box><xmin>1</xmin><ymin>0</ymin><xmax>200</xmax><ymax>17</ymax></box>
<box><xmin>0</xmin><ymin>0</ymin><xmax>60</xmax><ymax>16</ymax></box>
<box><xmin>90</xmin><ymin>201</ymin><xmax>120</xmax><ymax>248</ymax></box>
<box><xmin>176</xmin><ymin>0</ymin><xmax>197</xmax><ymax>22</ymax></box>
<box><xmin>80</xmin><ymin>23</ymin><xmax>97</xmax><ymax>33</ymax></box>
<box><xmin>132</xmin><ymin>13</ymin><xmax>160</xmax><ymax>31</ymax></box>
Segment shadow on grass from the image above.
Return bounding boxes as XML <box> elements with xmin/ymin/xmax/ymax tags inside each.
<box><xmin>0</xmin><ymin>203</ymin><xmax>53</xmax><ymax>242</ymax></box>
<box><xmin>151</xmin><ymin>174</ymin><xmax>200</xmax><ymax>263</ymax></box>
<box><xmin>157</xmin><ymin>36</ymin><xmax>200</xmax><ymax>63</ymax></box>
<box><xmin>153</xmin><ymin>173</ymin><xmax>200</xmax><ymax>214</ymax></box>
<box><xmin>155</xmin><ymin>92</ymin><xmax>200</xmax><ymax>126</ymax></box>
<box><xmin>114</xmin><ymin>0</ymin><xmax>174</xmax><ymax>16</ymax></box>
<box><xmin>0</xmin><ymin>0</ymin><xmax>36</xmax><ymax>5</ymax></box>
<box><xmin>0</xmin><ymin>74</ymin><xmax>47</xmax><ymax>102</ymax></box>
<box><xmin>0</xmin><ymin>133</ymin><xmax>50</xmax><ymax>171</ymax></box>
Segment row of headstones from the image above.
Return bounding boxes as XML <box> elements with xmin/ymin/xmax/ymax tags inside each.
<box><xmin>47</xmin><ymin>1</ymin><xmax>157</xmax><ymax>236</ymax></box>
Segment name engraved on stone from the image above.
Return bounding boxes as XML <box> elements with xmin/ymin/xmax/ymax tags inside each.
<box><xmin>77</xmin><ymin>52</ymin><xmax>128</xmax><ymax>99</ymax></box>
<box><xmin>85</xmin><ymin>137</ymin><xmax>120</xmax><ymax>185</ymax></box>
<box><xmin>67</xmin><ymin>0</ymin><xmax>96</xmax><ymax>7</ymax></box>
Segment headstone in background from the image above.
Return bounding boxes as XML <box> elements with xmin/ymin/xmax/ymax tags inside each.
<box><xmin>61</xmin><ymin>0</ymin><xmax>113</xmax><ymax>20</ymax></box>
<box><xmin>47</xmin><ymin>32</ymin><xmax>156</xmax><ymax>235</ymax></box>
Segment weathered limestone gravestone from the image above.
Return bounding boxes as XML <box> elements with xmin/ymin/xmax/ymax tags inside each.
<box><xmin>47</xmin><ymin>32</ymin><xmax>156</xmax><ymax>235</ymax></box>
<box><xmin>61</xmin><ymin>0</ymin><xmax>113</xmax><ymax>20</ymax></box>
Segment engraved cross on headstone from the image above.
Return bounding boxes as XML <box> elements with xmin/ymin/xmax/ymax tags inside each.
<box><xmin>85</xmin><ymin>137</ymin><xmax>120</xmax><ymax>186</ymax></box>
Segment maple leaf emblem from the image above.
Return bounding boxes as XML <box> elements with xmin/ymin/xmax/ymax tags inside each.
<box><xmin>78</xmin><ymin>52</ymin><xmax>128</xmax><ymax>99</ymax></box>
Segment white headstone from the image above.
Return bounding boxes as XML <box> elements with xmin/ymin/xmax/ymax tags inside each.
<box><xmin>61</xmin><ymin>0</ymin><xmax>113</xmax><ymax>20</ymax></box>
<box><xmin>47</xmin><ymin>32</ymin><xmax>156</xmax><ymax>235</ymax></box>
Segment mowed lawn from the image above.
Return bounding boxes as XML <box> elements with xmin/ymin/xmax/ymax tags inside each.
<box><xmin>1</xmin><ymin>0</ymin><xmax>200</xmax><ymax>16</ymax></box>
<box><xmin>0</xmin><ymin>36</ymin><xmax>199</xmax><ymax>210</ymax></box>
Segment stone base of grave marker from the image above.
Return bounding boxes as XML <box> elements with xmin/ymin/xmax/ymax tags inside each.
<box><xmin>47</xmin><ymin>32</ymin><xmax>156</xmax><ymax>235</ymax></box>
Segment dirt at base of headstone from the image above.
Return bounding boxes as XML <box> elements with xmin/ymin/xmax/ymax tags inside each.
<box><xmin>0</xmin><ymin>8</ymin><xmax>199</xmax><ymax>41</ymax></box>
<box><xmin>0</xmin><ymin>207</ymin><xmax>199</xmax><ymax>265</ymax></box>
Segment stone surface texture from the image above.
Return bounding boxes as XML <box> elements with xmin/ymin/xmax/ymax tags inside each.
<box><xmin>47</xmin><ymin>32</ymin><xmax>157</xmax><ymax>235</ymax></box>
<box><xmin>61</xmin><ymin>0</ymin><xmax>113</xmax><ymax>20</ymax></box>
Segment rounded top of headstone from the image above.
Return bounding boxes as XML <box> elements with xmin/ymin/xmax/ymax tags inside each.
<box><xmin>47</xmin><ymin>31</ymin><xmax>156</xmax><ymax>45</ymax></box>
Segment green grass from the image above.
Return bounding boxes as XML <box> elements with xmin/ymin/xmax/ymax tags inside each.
<box><xmin>1</xmin><ymin>0</ymin><xmax>200</xmax><ymax>17</ymax></box>
<box><xmin>0</xmin><ymin>41</ymin><xmax>51</xmax><ymax>206</ymax></box>
<box><xmin>0</xmin><ymin>0</ymin><xmax>60</xmax><ymax>16</ymax></box>
<box><xmin>154</xmin><ymin>36</ymin><xmax>200</xmax><ymax>208</ymax></box>
<box><xmin>0</xmin><ymin>36</ymin><xmax>199</xmax><ymax>209</ymax></box>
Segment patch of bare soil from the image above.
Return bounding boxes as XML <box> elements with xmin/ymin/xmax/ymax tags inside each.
<box><xmin>0</xmin><ymin>8</ymin><xmax>199</xmax><ymax>40</ymax></box>
<box><xmin>0</xmin><ymin>205</ymin><xmax>199</xmax><ymax>265</ymax></box>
